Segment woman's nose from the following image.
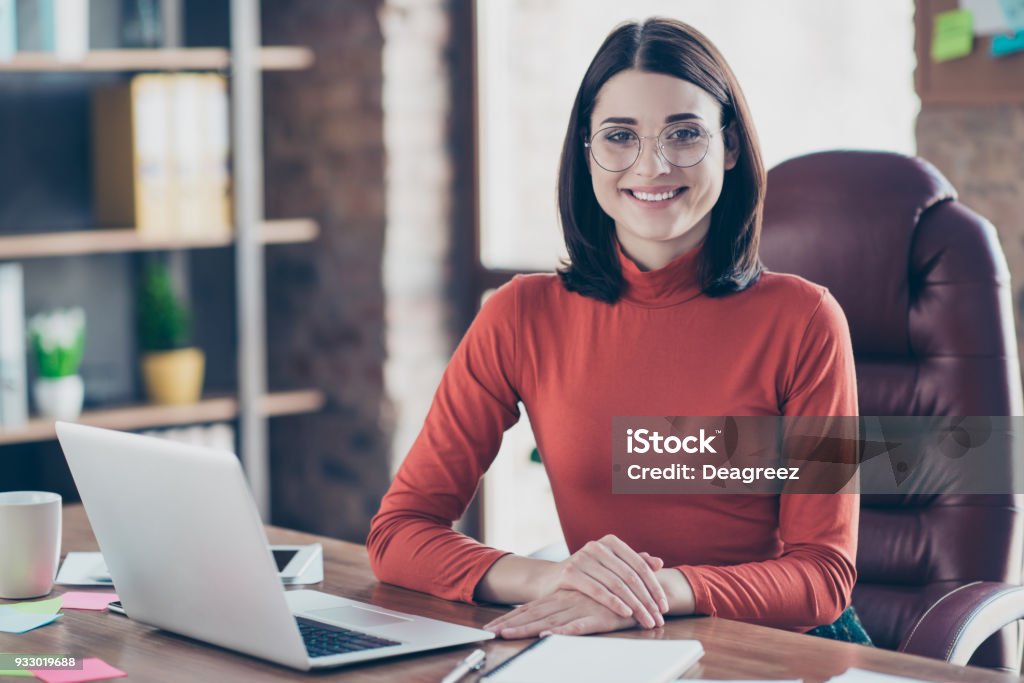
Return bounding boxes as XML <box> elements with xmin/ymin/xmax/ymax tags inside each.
<box><xmin>632</xmin><ymin>140</ymin><xmax>672</xmax><ymax>177</ymax></box>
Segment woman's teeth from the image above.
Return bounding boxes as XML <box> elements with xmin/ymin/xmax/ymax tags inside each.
<box><xmin>628</xmin><ymin>188</ymin><xmax>683</xmax><ymax>202</ymax></box>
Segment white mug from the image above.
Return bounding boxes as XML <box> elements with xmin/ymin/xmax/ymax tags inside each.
<box><xmin>0</xmin><ymin>491</ymin><xmax>62</xmax><ymax>599</ymax></box>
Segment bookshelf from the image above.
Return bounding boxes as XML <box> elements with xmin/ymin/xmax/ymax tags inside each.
<box><xmin>0</xmin><ymin>0</ymin><xmax>319</xmax><ymax>519</ymax></box>
<box><xmin>0</xmin><ymin>389</ymin><xmax>325</xmax><ymax>446</ymax></box>
<box><xmin>0</xmin><ymin>47</ymin><xmax>315</xmax><ymax>72</ymax></box>
<box><xmin>0</xmin><ymin>219</ymin><xmax>319</xmax><ymax>260</ymax></box>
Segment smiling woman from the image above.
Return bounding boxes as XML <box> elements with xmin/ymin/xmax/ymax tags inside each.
<box><xmin>368</xmin><ymin>17</ymin><xmax>860</xmax><ymax>642</ymax></box>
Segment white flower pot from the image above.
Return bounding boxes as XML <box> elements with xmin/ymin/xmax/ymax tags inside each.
<box><xmin>33</xmin><ymin>375</ymin><xmax>84</xmax><ymax>420</ymax></box>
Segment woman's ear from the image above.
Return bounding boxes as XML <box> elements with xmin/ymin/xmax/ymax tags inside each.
<box><xmin>583</xmin><ymin>132</ymin><xmax>593</xmax><ymax>174</ymax></box>
<box><xmin>723</xmin><ymin>123</ymin><xmax>740</xmax><ymax>171</ymax></box>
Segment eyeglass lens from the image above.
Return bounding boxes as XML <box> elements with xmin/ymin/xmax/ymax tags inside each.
<box><xmin>589</xmin><ymin>122</ymin><xmax>711</xmax><ymax>172</ymax></box>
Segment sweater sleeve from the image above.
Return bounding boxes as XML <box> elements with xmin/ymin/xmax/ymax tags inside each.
<box><xmin>676</xmin><ymin>290</ymin><xmax>860</xmax><ymax>631</ymax></box>
<box><xmin>366</xmin><ymin>278</ymin><xmax>522</xmax><ymax>603</ymax></box>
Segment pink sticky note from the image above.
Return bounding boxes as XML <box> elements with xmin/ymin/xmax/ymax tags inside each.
<box><xmin>29</xmin><ymin>658</ymin><xmax>126</xmax><ymax>683</ymax></box>
<box><xmin>58</xmin><ymin>592</ymin><xmax>119</xmax><ymax>611</ymax></box>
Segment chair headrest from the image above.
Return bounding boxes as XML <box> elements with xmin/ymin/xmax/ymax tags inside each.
<box><xmin>762</xmin><ymin>150</ymin><xmax>958</xmax><ymax>355</ymax></box>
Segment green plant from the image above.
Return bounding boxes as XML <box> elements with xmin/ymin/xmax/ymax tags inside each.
<box><xmin>28</xmin><ymin>308</ymin><xmax>86</xmax><ymax>378</ymax></box>
<box><xmin>137</xmin><ymin>262</ymin><xmax>193</xmax><ymax>352</ymax></box>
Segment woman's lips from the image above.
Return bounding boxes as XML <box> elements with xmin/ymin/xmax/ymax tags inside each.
<box><xmin>622</xmin><ymin>187</ymin><xmax>688</xmax><ymax>207</ymax></box>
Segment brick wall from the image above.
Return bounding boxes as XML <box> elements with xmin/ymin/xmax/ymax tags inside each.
<box><xmin>380</xmin><ymin>0</ymin><xmax>458</xmax><ymax>475</ymax></box>
<box><xmin>916</xmin><ymin>105</ymin><xmax>1024</xmax><ymax>348</ymax></box>
<box><xmin>259</xmin><ymin>1</ymin><xmax>460</xmax><ymax>541</ymax></box>
<box><xmin>261</xmin><ymin>0</ymin><xmax>393</xmax><ymax>541</ymax></box>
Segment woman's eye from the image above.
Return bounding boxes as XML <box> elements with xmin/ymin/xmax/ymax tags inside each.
<box><xmin>603</xmin><ymin>130</ymin><xmax>636</xmax><ymax>144</ymax></box>
<box><xmin>667</xmin><ymin>127</ymin><xmax>701</xmax><ymax>142</ymax></box>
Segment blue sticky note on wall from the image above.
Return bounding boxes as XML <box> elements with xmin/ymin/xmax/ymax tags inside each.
<box><xmin>999</xmin><ymin>0</ymin><xmax>1024</xmax><ymax>31</ymax></box>
<box><xmin>991</xmin><ymin>29</ymin><xmax>1024</xmax><ymax>55</ymax></box>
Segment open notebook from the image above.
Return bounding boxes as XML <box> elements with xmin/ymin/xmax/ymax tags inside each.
<box><xmin>481</xmin><ymin>635</ymin><xmax>703</xmax><ymax>683</ymax></box>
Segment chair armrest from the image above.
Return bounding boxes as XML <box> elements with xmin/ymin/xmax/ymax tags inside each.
<box><xmin>900</xmin><ymin>581</ymin><xmax>1024</xmax><ymax>665</ymax></box>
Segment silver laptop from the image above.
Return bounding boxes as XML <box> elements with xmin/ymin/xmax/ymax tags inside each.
<box><xmin>56</xmin><ymin>422</ymin><xmax>493</xmax><ymax>671</ymax></box>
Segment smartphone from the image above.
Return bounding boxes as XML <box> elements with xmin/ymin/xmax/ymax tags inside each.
<box><xmin>270</xmin><ymin>544</ymin><xmax>319</xmax><ymax>582</ymax></box>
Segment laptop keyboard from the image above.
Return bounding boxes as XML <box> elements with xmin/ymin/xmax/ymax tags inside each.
<box><xmin>296</xmin><ymin>616</ymin><xmax>401</xmax><ymax>658</ymax></box>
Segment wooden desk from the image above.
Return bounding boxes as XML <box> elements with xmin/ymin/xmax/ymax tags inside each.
<box><xmin>1</xmin><ymin>505</ymin><xmax>1019</xmax><ymax>682</ymax></box>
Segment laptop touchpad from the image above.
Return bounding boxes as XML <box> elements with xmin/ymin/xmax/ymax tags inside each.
<box><xmin>307</xmin><ymin>606</ymin><xmax>410</xmax><ymax>629</ymax></box>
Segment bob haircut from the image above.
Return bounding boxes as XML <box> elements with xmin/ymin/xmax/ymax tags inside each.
<box><xmin>557</xmin><ymin>18</ymin><xmax>766</xmax><ymax>303</ymax></box>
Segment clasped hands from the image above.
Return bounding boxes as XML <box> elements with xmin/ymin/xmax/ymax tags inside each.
<box><xmin>483</xmin><ymin>534</ymin><xmax>677</xmax><ymax>639</ymax></box>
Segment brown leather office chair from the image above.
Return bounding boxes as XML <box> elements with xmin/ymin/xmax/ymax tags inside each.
<box><xmin>760</xmin><ymin>150</ymin><xmax>1024</xmax><ymax>672</ymax></box>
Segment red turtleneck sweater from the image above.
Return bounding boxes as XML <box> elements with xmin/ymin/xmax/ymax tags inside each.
<box><xmin>368</xmin><ymin>242</ymin><xmax>858</xmax><ymax>631</ymax></box>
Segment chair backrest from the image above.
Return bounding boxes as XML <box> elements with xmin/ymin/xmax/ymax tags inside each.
<box><xmin>760</xmin><ymin>150</ymin><xmax>1024</xmax><ymax>670</ymax></box>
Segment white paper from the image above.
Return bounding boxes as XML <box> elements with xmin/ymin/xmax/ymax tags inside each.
<box><xmin>826</xmin><ymin>668</ymin><xmax>935</xmax><ymax>683</ymax></box>
<box><xmin>963</xmin><ymin>0</ymin><xmax>1012</xmax><ymax>35</ymax></box>
<box><xmin>484</xmin><ymin>635</ymin><xmax>703</xmax><ymax>683</ymax></box>
<box><xmin>56</xmin><ymin>547</ymin><xmax>324</xmax><ymax>586</ymax></box>
<box><xmin>55</xmin><ymin>552</ymin><xmax>112</xmax><ymax>586</ymax></box>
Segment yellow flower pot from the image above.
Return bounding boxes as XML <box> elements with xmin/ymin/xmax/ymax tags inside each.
<box><xmin>141</xmin><ymin>348</ymin><xmax>205</xmax><ymax>405</ymax></box>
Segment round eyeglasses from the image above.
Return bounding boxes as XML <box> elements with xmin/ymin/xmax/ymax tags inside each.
<box><xmin>584</xmin><ymin>121</ymin><xmax>727</xmax><ymax>173</ymax></box>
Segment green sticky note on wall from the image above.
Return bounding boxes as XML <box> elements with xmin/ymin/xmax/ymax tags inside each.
<box><xmin>932</xmin><ymin>9</ymin><xmax>974</xmax><ymax>62</ymax></box>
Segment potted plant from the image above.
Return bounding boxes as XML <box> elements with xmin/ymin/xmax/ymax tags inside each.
<box><xmin>28</xmin><ymin>307</ymin><xmax>86</xmax><ymax>420</ymax></box>
<box><xmin>137</xmin><ymin>262</ymin><xmax>205</xmax><ymax>405</ymax></box>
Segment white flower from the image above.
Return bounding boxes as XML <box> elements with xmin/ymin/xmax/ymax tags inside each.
<box><xmin>28</xmin><ymin>307</ymin><xmax>86</xmax><ymax>352</ymax></box>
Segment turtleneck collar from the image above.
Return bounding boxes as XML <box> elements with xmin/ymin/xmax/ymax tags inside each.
<box><xmin>616</xmin><ymin>238</ymin><xmax>704</xmax><ymax>307</ymax></box>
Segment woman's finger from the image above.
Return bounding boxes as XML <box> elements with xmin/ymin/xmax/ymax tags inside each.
<box><xmin>483</xmin><ymin>603</ymin><xmax>530</xmax><ymax>631</ymax></box>
<box><xmin>576</xmin><ymin>558</ymin><xmax>657</xmax><ymax>628</ymax></box>
<box><xmin>640</xmin><ymin>551</ymin><xmax>664</xmax><ymax>571</ymax></box>
<box><xmin>588</xmin><ymin>544</ymin><xmax>664</xmax><ymax>626</ymax></box>
<box><xmin>540</xmin><ymin>614</ymin><xmax>612</xmax><ymax>637</ymax></box>
<box><xmin>497</xmin><ymin>603</ymin><xmax>578</xmax><ymax>639</ymax></box>
<box><xmin>490</xmin><ymin>598</ymin><xmax>566</xmax><ymax>633</ymax></box>
<box><xmin>602</xmin><ymin>537</ymin><xmax>670</xmax><ymax>613</ymax></box>
<box><xmin>565</xmin><ymin>571</ymin><xmax>632</xmax><ymax>618</ymax></box>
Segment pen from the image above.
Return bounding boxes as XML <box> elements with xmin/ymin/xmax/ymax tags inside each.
<box><xmin>440</xmin><ymin>648</ymin><xmax>486</xmax><ymax>683</ymax></box>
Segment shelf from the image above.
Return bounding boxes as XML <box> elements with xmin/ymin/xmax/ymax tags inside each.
<box><xmin>0</xmin><ymin>219</ymin><xmax>319</xmax><ymax>260</ymax></box>
<box><xmin>0</xmin><ymin>47</ymin><xmax>315</xmax><ymax>72</ymax></box>
<box><xmin>0</xmin><ymin>389</ymin><xmax>326</xmax><ymax>446</ymax></box>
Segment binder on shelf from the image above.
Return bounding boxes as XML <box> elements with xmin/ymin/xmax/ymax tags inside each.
<box><xmin>0</xmin><ymin>263</ymin><xmax>28</xmax><ymax>428</ymax></box>
<box><xmin>174</xmin><ymin>74</ymin><xmax>232</xmax><ymax>239</ymax></box>
<box><xmin>14</xmin><ymin>0</ymin><xmax>53</xmax><ymax>52</ymax></box>
<box><xmin>52</xmin><ymin>0</ymin><xmax>87</xmax><ymax>61</ymax></box>
<box><xmin>0</xmin><ymin>0</ymin><xmax>15</xmax><ymax>61</ymax></box>
<box><xmin>202</xmin><ymin>73</ymin><xmax>232</xmax><ymax>236</ymax></box>
<box><xmin>92</xmin><ymin>73</ymin><xmax>232</xmax><ymax>240</ymax></box>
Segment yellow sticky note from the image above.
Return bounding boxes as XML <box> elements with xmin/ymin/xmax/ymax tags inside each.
<box><xmin>6</xmin><ymin>596</ymin><xmax>63</xmax><ymax>615</ymax></box>
<box><xmin>932</xmin><ymin>9</ymin><xmax>974</xmax><ymax>62</ymax></box>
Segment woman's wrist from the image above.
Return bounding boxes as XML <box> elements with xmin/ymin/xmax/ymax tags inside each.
<box><xmin>656</xmin><ymin>567</ymin><xmax>696</xmax><ymax>616</ymax></box>
<box><xmin>474</xmin><ymin>554</ymin><xmax>558</xmax><ymax>605</ymax></box>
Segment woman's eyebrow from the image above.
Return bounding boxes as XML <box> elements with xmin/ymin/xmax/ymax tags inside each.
<box><xmin>598</xmin><ymin>113</ymin><xmax>705</xmax><ymax>126</ymax></box>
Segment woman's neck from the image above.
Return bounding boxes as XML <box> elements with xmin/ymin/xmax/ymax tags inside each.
<box><xmin>615</xmin><ymin>221</ymin><xmax>709</xmax><ymax>272</ymax></box>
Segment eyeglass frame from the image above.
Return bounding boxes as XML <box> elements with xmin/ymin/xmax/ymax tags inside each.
<box><xmin>583</xmin><ymin>120</ymin><xmax>730</xmax><ymax>173</ymax></box>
